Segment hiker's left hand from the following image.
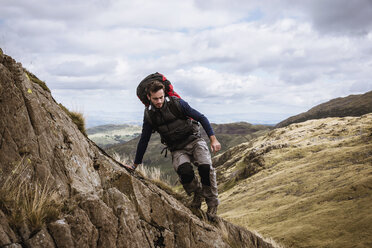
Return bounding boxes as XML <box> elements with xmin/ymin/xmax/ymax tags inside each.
<box><xmin>210</xmin><ymin>136</ymin><xmax>221</xmax><ymax>154</ymax></box>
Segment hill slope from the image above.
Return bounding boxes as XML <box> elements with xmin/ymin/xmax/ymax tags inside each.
<box><xmin>276</xmin><ymin>90</ymin><xmax>372</xmax><ymax>128</ymax></box>
<box><xmin>215</xmin><ymin>114</ymin><xmax>372</xmax><ymax>247</ymax></box>
<box><xmin>0</xmin><ymin>52</ymin><xmax>275</xmax><ymax>247</ymax></box>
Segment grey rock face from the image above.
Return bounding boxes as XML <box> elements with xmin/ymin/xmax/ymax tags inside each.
<box><xmin>0</xmin><ymin>52</ymin><xmax>274</xmax><ymax>248</ymax></box>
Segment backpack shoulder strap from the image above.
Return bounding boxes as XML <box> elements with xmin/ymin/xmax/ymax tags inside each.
<box><xmin>168</xmin><ymin>96</ymin><xmax>186</xmax><ymax>120</ymax></box>
<box><xmin>144</xmin><ymin>107</ymin><xmax>157</xmax><ymax>132</ymax></box>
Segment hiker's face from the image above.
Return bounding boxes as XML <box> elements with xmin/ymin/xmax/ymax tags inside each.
<box><xmin>148</xmin><ymin>89</ymin><xmax>165</xmax><ymax>108</ymax></box>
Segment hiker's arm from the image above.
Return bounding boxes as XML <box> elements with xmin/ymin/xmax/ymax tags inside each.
<box><xmin>132</xmin><ymin>119</ymin><xmax>152</xmax><ymax>169</ymax></box>
<box><xmin>179</xmin><ymin>99</ymin><xmax>214</xmax><ymax>136</ymax></box>
<box><xmin>179</xmin><ymin>99</ymin><xmax>221</xmax><ymax>153</ymax></box>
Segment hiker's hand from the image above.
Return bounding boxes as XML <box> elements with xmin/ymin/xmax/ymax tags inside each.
<box><xmin>210</xmin><ymin>135</ymin><xmax>221</xmax><ymax>154</ymax></box>
<box><xmin>124</xmin><ymin>164</ymin><xmax>137</xmax><ymax>171</ymax></box>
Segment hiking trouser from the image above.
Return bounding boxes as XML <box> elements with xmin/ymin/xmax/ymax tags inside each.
<box><xmin>172</xmin><ymin>138</ymin><xmax>219</xmax><ymax>207</ymax></box>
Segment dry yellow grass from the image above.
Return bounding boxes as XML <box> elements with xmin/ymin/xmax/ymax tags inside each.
<box><xmin>0</xmin><ymin>157</ymin><xmax>61</xmax><ymax>232</ymax></box>
<box><xmin>58</xmin><ymin>103</ymin><xmax>87</xmax><ymax>136</ymax></box>
<box><xmin>112</xmin><ymin>152</ymin><xmax>173</xmax><ymax>185</ymax></box>
<box><xmin>217</xmin><ymin>114</ymin><xmax>372</xmax><ymax>248</ymax></box>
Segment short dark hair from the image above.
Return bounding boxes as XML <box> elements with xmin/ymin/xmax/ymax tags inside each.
<box><xmin>147</xmin><ymin>80</ymin><xmax>164</xmax><ymax>95</ymax></box>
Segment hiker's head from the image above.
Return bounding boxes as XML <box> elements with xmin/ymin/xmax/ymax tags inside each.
<box><xmin>147</xmin><ymin>81</ymin><xmax>165</xmax><ymax>108</ymax></box>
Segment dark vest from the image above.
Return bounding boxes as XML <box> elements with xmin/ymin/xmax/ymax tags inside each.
<box><xmin>144</xmin><ymin>97</ymin><xmax>200</xmax><ymax>151</ymax></box>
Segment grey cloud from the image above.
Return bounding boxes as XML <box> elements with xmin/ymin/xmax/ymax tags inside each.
<box><xmin>51</xmin><ymin>81</ymin><xmax>105</xmax><ymax>90</ymax></box>
<box><xmin>49</xmin><ymin>77</ymin><xmax>132</xmax><ymax>90</ymax></box>
<box><xmin>304</xmin><ymin>0</ymin><xmax>372</xmax><ymax>35</ymax></box>
<box><xmin>195</xmin><ymin>0</ymin><xmax>372</xmax><ymax>36</ymax></box>
<box><xmin>279</xmin><ymin>71</ymin><xmax>318</xmax><ymax>85</ymax></box>
<box><xmin>49</xmin><ymin>80</ymin><xmax>109</xmax><ymax>90</ymax></box>
<box><xmin>49</xmin><ymin>60</ymin><xmax>116</xmax><ymax>77</ymax></box>
<box><xmin>2</xmin><ymin>0</ymin><xmax>248</xmax><ymax>33</ymax></box>
<box><xmin>0</xmin><ymin>0</ymin><xmax>105</xmax><ymax>22</ymax></box>
<box><xmin>259</xmin><ymin>0</ymin><xmax>372</xmax><ymax>36</ymax></box>
<box><xmin>350</xmin><ymin>81</ymin><xmax>372</xmax><ymax>93</ymax></box>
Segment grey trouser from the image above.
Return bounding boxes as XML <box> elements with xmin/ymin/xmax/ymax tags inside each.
<box><xmin>171</xmin><ymin>138</ymin><xmax>219</xmax><ymax>207</ymax></box>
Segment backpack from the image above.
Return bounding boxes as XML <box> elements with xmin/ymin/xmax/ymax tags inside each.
<box><xmin>137</xmin><ymin>72</ymin><xmax>181</xmax><ymax>106</ymax></box>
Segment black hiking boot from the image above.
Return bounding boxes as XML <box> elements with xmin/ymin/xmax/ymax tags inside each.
<box><xmin>190</xmin><ymin>192</ymin><xmax>203</xmax><ymax>209</ymax></box>
<box><xmin>207</xmin><ymin>205</ymin><xmax>218</xmax><ymax>222</ymax></box>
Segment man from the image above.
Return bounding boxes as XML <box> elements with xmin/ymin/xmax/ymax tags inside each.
<box><xmin>129</xmin><ymin>80</ymin><xmax>221</xmax><ymax>221</ymax></box>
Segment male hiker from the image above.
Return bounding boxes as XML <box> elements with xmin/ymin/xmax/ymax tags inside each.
<box><xmin>128</xmin><ymin>79</ymin><xmax>221</xmax><ymax>221</ymax></box>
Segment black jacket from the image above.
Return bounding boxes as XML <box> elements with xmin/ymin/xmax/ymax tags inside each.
<box><xmin>144</xmin><ymin>96</ymin><xmax>200</xmax><ymax>151</ymax></box>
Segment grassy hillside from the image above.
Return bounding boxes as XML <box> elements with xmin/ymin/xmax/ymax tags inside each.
<box><xmin>215</xmin><ymin>114</ymin><xmax>372</xmax><ymax>248</ymax></box>
<box><xmin>106</xmin><ymin>122</ymin><xmax>272</xmax><ymax>184</ymax></box>
<box><xmin>87</xmin><ymin>124</ymin><xmax>141</xmax><ymax>148</ymax></box>
<box><xmin>276</xmin><ymin>90</ymin><xmax>372</xmax><ymax>128</ymax></box>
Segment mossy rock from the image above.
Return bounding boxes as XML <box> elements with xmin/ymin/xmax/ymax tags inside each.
<box><xmin>25</xmin><ymin>70</ymin><xmax>51</xmax><ymax>93</ymax></box>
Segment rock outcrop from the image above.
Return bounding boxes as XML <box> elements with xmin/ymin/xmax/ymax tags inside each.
<box><xmin>0</xmin><ymin>52</ymin><xmax>275</xmax><ymax>247</ymax></box>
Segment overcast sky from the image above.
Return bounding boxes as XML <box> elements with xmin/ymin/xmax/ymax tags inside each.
<box><xmin>1</xmin><ymin>0</ymin><xmax>372</xmax><ymax>127</ymax></box>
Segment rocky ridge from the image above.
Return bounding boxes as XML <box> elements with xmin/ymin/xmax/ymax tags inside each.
<box><xmin>0</xmin><ymin>52</ymin><xmax>275</xmax><ymax>247</ymax></box>
<box><xmin>275</xmin><ymin>90</ymin><xmax>372</xmax><ymax>128</ymax></box>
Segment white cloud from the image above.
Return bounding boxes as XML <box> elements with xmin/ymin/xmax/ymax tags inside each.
<box><xmin>173</xmin><ymin>67</ymin><xmax>260</xmax><ymax>99</ymax></box>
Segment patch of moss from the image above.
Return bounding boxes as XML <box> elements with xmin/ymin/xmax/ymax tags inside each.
<box><xmin>61</xmin><ymin>199</ymin><xmax>78</xmax><ymax>215</ymax></box>
<box><xmin>220</xmin><ymin>178</ymin><xmax>238</xmax><ymax>193</ymax></box>
<box><xmin>24</xmin><ymin>70</ymin><xmax>51</xmax><ymax>93</ymax></box>
<box><xmin>59</xmin><ymin>103</ymin><xmax>87</xmax><ymax>136</ymax></box>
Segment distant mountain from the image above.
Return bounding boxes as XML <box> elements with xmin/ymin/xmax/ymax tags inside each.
<box><xmin>106</xmin><ymin>122</ymin><xmax>273</xmax><ymax>183</ymax></box>
<box><xmin>276</xmin><ymin>90</ymin><xmax>372</xmax><ymax>128</ymax></box>
<box><xmin>215</xmin><ymin>113</ymin><xmax>372</xmax><ymax>247</ymax></box>
<box><xmin>87</xmin><ymin>124</ymin><xmax>136</xmax><ymax>134</ymax></box>
<box><xmin>87</xmin><ymin>124</ymin><xmax>141</xmax><ymax>148</ymax></box>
